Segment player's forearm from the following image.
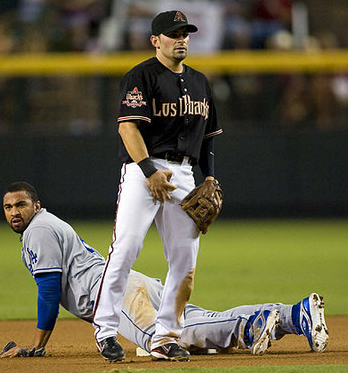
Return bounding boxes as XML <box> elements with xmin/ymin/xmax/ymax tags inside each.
<box><xmin>118</xmin><ymin>121</ymin><xmax>150</xmax><ymax>163</ymax></box>
<box><xmin>32</xmin><ymin>328</ymin><xmax>52</xmax><ymax>349</ymax></box>
<box><xmin>199</xmin><ymin>137</ymin><xmax>215</xmax><ymax>179</ymax></box>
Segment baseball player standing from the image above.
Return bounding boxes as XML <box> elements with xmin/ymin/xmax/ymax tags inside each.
<box><xmin>92</xmin><ymin>10</ymin><xmax>223</xmax><ymax>362</ymax></box>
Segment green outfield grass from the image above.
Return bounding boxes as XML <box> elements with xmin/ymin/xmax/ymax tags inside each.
<box><xmin>0</xmin><ymin>218</ymin><xmax>347</xmax><ymax>319</ymax></box>
<box><xmin>91</xmin><ymin>367</ymin><xmax>348</xmax><ymax>373</ymax></box>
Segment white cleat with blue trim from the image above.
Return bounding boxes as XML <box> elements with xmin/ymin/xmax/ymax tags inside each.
<box><xmin>292</xmin><ymin>293</ymin><xmax>329</xmax><ymax>352</ymax></box>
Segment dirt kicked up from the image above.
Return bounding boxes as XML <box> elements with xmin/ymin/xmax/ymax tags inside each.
<box><xmin>0</xmin><ymin>317</ymin><xmax>347</xmax><ymax>373</ymax></box>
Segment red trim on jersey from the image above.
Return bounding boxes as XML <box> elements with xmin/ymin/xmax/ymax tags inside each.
<box><xmin>204</xmin><ymin>129</ymin><xmax>223</xmax><ymax>139</ymax></box>
<box><xmin>118</xmin><ymin>115</ymin><xmax>151</xmax><ymax>123</ymax></box>
<box><xmin>92</xmin><ymin>163</ymin><xmax>127</xmax><ymax>339</ymax></box>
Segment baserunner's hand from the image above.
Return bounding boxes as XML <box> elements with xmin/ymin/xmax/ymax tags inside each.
<box><xmin>0</xmin><ymin>341</ymin><xmax>45</xmax><ymax>358</ymax></box>
<box><xmin>0</xmin><ymin>344</ymin><xmax>22</xmax><ymax>358</ymax></box>
<box><xmin>146</xmin><ymin>170</ymin><xmax>177</xmax><ymax>202</ymax></box>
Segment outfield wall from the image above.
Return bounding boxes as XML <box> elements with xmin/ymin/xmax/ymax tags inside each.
<box><xmin>1</xmin><ymin>51</ymin><xmax>348</xmax><ymax>219</ymax></box>
<box><xmin>1</xmin><ymin>130</ymin><xmax>347</xmax><ymax>220</ymax></box>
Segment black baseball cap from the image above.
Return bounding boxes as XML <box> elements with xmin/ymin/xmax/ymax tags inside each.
<box><xmin>151</xmin><ymin>10</ymin><xmax>198</xmax><ymax>36</ymax></box>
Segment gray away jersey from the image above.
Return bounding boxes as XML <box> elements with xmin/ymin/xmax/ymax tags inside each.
<box><xmin>21</xmin><ymin>208</ymin><xmax>105</xmax><ymax>321</ymax></box>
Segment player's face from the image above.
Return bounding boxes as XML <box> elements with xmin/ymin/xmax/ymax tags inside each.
<box><xmin>3</xmin><ymin>191</ymin><xmax>41</xmax><ymax>233</ymax></box>
<box><xmin>153</xmin><ymin>27</ymin><xmax>190</xmax><ymax>63</ymax></box>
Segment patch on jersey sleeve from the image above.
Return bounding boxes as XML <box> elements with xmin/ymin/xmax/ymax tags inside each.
<box><xmin>26</xmin><ymin>247</ymin><xmax>38</xmax><ymax>276</ymax></box>
<box><xmin>122</xmin><ymin>87</ymin><xmax>147</xmax><ymax>108</ymax></box>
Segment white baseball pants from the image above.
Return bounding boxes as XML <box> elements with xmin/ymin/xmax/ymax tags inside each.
<box><xmin>118</xmin><ymin>270</ymin><xmax>295</xmax><ymax>352</ymax></box>
<box><xmin>93</xmin><ymin>158</ymin><xmax>200</xmax><ymax>349</ymax></box>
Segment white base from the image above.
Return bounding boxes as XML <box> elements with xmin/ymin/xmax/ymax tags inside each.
<box><xmin>136</xmin><ymin>347</ymin><xmax>150</xmax><ymax>356</ymax></box>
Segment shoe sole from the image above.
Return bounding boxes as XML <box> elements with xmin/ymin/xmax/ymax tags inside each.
<box><xmin>150</xmin><ymin>351</ymin><xmax>190</xmax><ymax>361</ymax></box>
<box><xmin>251</xmin><ymin>309</ymin><xmax>280</xmax><ymax>355</ymax></box>
<box><xmin>307</xmin><ymin>293</ymin><xmax>329</xmax><ymax>352</ymax></box>
<box><xmin>104</xmin><ymin>356</ymin><xmax>125</xmax><ymax>363</ymax></box>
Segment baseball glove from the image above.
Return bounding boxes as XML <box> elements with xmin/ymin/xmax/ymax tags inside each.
<box><xmin>0</xmin><ymin>341</ymin><xmax>45</xmax><ymax>357</ymax></box>
<box><xmin>181</xmin><ymin>178</ymin><xmax>223</xmax><ymax>234</ymax></box>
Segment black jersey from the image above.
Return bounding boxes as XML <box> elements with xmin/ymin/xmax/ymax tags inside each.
<box><xmin>117</xmin><ymin>57</ymin><xmax>222</xmax><ymax>164</ymax></box>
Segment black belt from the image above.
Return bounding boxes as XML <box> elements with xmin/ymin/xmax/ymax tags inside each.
<box><xmin>152</xmin><ymin>152</ymin><xmax>194</xmax><ymax>165</ymax></box>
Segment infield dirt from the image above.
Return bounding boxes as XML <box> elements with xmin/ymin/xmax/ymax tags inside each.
<box><xmin>0</xmin><ymin>317</ymin><xmax>347</xmax><ymax>373</ymax></box>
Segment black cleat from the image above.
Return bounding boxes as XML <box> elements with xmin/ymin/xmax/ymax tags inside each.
<box><xmin>151</xmin><ymin>343</ymin><xmax>190</xmax><ymax>361</ymax></box>
<box><xmin>96</xmin><ymin>336</ymin><xmax>125</xmax><ymax>362</ymax></box>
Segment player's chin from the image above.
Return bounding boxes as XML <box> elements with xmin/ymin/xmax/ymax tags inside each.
<box><xmin>174</xmin><ymin>51</ymin><xmax>187</xmax><ymax>61</ymax></box>
<box><xmin>11</xmin><ymin>223</ymin><xmax>25</xmax><ymax>234</ymax></box>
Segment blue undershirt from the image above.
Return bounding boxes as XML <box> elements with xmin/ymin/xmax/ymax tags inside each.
<box><xmin>34</xmin><ymin>272</ymin><xmax>61</xmax><ymax>330</ymax></box>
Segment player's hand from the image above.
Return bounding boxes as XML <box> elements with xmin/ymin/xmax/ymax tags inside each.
<box><xmin>0</xmin><ymin>345</ymin><xmax>25</xmax><ymax>358</ymax></box>
<box><xmin>0</xmin><ymin>340</ymin><xmax>46</xmax><ymax>358</ymax></box>
<box><xmin>146</xmin><ymin>170</ymin><xmax>177</xmax><ymax>202</ymax></box>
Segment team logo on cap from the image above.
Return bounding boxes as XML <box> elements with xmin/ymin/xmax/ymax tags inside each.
<box><xmin>174</xmin><ymin>11</ymin><xmax>185</xmax><ymax>22</ymax></box>
<box><xmin>122</xmin><ymin>87</ymin><xmax>146</xmax><ymax>108</ymax></box>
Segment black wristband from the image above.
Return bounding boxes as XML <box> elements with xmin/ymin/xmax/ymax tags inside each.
<box><xmin>137</xmin><ymin>157</ymin><xmax>157</xmax><ymax>178</ymax></box>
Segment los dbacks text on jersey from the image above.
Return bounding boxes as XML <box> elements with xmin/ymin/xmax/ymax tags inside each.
<box><xmin>117</xmin><ymin>57</ymin><xmax>222</xmax><ymax>164</ymax></box>
<box><xmin>152</xmin><ymin>94</ymin><xmax>210</xmax><ymax>120</ymax></box>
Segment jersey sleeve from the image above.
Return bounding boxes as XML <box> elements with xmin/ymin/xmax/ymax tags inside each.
<box><xmin>117</xmin><ymin>68</ymin><xmax>153</xmax><ymax>124</ymax></box>
<box><xmin>203</xmin><ymin>83</ymin><xmax>223</xmax><ymax>140</ymax></box>
<box><xmin>23</xmin><ymin>226</ymin><xmax>63</xmax><ymax>277</ymax></box>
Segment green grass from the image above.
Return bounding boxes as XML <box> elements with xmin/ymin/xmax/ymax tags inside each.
<box><xmin>192</xmin><ymin>219</ymin><xmax>348</xmax><ymax>314</ymax></box>
<box><xmin>0</xmin><ymin>219</ymin><xmax>348</xmax><ymax>319</ymax></box>
<box><xmin>90</xmin><ymin>366</ymin><xmax>348</xmax><ymax>373</ymax></box>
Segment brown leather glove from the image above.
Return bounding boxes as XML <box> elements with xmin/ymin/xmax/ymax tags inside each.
<box><xmin>181</xmin><ymin>179</ymin><xmax>223</xmax><ymax>234</ymax></box>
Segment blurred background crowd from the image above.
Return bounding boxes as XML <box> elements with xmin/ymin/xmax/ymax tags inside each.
<box><xmin>1</xmin><ymin>1</ymin><xmax>348</xmax><ymax>219</ymax></box>
<box><xmin>1</xmin><ymin>0</ymin><xmax>348</xmax><ymax>53</ymax></box>
<box><xmin>1</xmin><ymin>0</ymin><xmax>348</xmax><ymax>136</ymax></box>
